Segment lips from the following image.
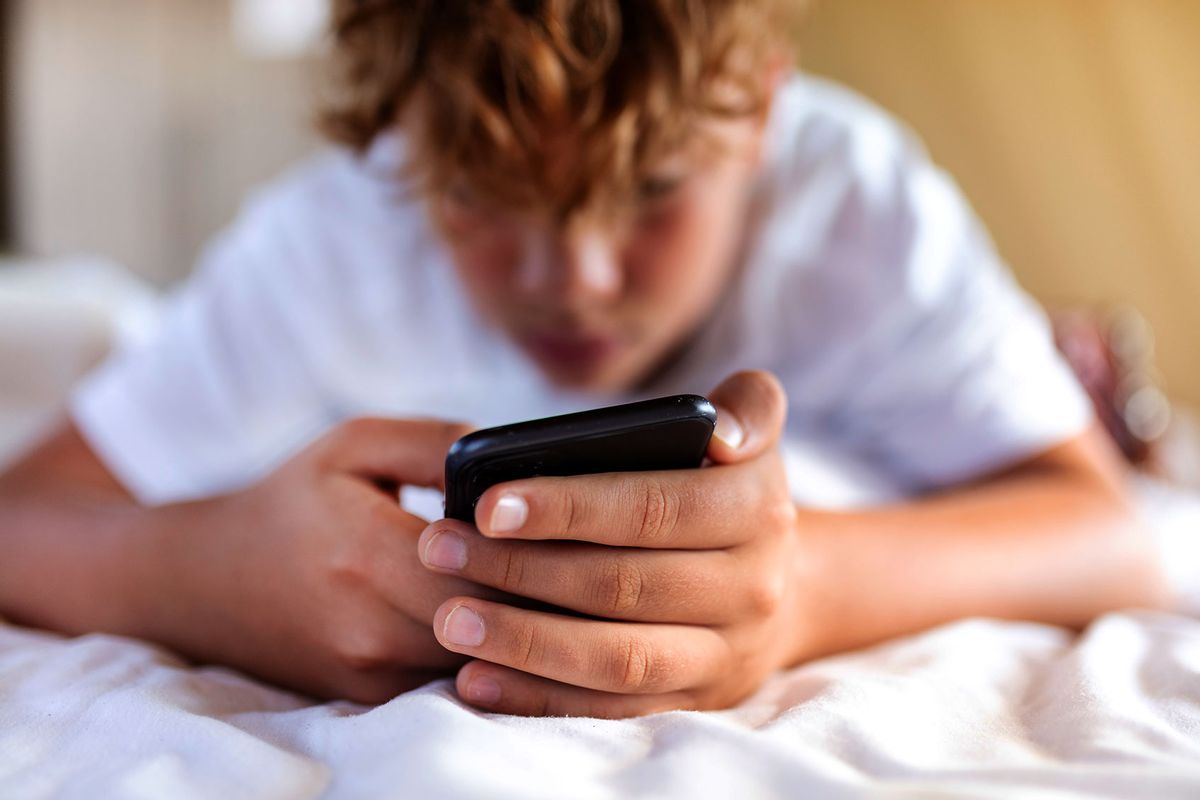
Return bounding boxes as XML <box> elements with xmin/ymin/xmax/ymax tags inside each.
<box><xmin>522</xmin><ymin>330</ymin><xmax>620</xmax><ymax>372</ymax></box>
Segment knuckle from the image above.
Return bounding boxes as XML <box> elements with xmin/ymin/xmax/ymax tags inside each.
<box><xmin>314</xmin><ymin>417</ymin><xmax>372</xmax><ymax>469</ymax></box>
<box><xmin>328</xmin><ymin>536</ymin><xmax>372</xmax><ymax>588</ymax></box>
<box><xmin>331</xmin><ymin>627</ymin><xmax>392</xmax><ymax>672</ymax></box>
<box><xmin>610</xmin><ymin>635</ymin><xmax>657</xmax><ymax>692</ymax></box>
<box><xmin>510</xmin><ymin>621</ymin><xmax>544</xmax><ymax>672</ymax></box>
<box><xmin>762</xmin><ymin>495</ymin><xmax>798</xmax><ymax>534</ymax></box>
<box><xmin>337</xmin><ymin>416</ymin><xmax>376</xmax><ymax>443</ymax></box>
<box><xmin>744</xmin><ymin>573</ymin><xmax>785</xmax><ymax>618</ymax></box>
<box><xmin>558</xmin><ymin>487</ymin><xmax>578</xmax><ymax>534</ymax></box>
<box><xmin>498</xmin><ymin>545</ymin><xmax>528</xmax><ymax>592</ymax></box>
<box><xmin>634</xmin><ymin>480</ymin><xmax>681</xmax><ymax>545</ymax></box>
<box><xmin>594</xmin><ymin>556</ymin><xmax>646</xmax><ymax>617</ymax></box>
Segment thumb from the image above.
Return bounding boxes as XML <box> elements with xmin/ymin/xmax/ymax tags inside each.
<box><xmin>320</xmin><ymin>417</ymin><xmax>475</xmax><ymax>491</ymax></box>
<box><xmin>706</xmin><ymin>370</ymin><xmax>787</xmax><ymax>465</ymax></box>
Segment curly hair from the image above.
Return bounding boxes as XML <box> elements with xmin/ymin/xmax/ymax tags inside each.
<box><xmin>318</xmin><ymin>0</ymin><xmax>792</xmax><ymax>220</ymax></box>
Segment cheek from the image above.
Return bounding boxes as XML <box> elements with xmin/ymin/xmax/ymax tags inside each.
<box><xmin>625</xmin><ymin>187</ymin><xmax>742</xmax><ymax>312</ymax></box>
<box><xmin>439</xmin><ymin>209</ymin><xmax>524</xmax><ymax>298</ymax></box>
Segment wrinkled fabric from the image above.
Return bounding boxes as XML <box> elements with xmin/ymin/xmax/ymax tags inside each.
<box><xmin>2</xmin><ymin>612</ymin><xmax>1197</xmax><ymax>800</ymax></box>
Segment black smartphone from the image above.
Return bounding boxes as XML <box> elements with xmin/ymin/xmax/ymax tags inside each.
<box><xmin>444</xmin><ymin>394</ymin><xmax>717</xmax><ymax>522</ymax></box>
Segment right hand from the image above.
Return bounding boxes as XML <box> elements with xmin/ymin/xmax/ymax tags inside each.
<box><xmin>142</xmin><ymin>417</ymin><xmax>502</xmax><ymax>703</ymax></box>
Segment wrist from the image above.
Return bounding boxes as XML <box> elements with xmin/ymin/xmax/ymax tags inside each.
<box><xmin>110</xmin><ymin>503</ymin><xmax>185</xmax><ymax>640</ymax></box>
<box><xmin>782</xmin><ymin>505</ymin><xmax>850</xmax><ymax>666</ymax></box>
<box><xmin>119</xmin><ymin>495</ymin><xmax>240</xmax><ymax>656</ymax></box>
<box><xmin>0</xmin><ymin>485</ymin><xmax>168</xmax><ymax>636</ymax></box>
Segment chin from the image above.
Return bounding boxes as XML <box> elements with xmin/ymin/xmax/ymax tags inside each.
<box><xmin>537</xmin><ymin>358</ymin><xmax>643</xmax><ymax>395</ymax></box>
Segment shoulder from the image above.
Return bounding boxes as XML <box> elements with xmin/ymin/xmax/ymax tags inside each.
<box><xmin>753</xmin><ymin>73</ymin><xmax>982</xmax><ymax>293</ymax></box>
<box><xmin>230</xmin><ymin>135</ymin><xmax>430</xmax><ymax>254</ymax></box>
<box><xmin>763</xmin><ymin>74</ymin><xmax>925</xmax><ymax>193</ymax></box>
<box><xmin>192</xmin><ymin>135</ymin><xmax>448</xmax><ymax>310</ymax></box>
<box><xmin>743</xmin><ymin>76</ymin><xmax>940</xmax><ymax>302</ymax></box>
<box><xmin>723</xmin><ymin>75</ymin><xmax>1009</xmax><ymax>395</ymax></box>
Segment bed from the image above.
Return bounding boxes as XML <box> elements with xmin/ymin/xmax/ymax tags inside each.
<box><xmin>2</xmin><ymin>260</ymin><xmax>1198</xmax><ymax>799</ymax></box>
<box><xmin>3</xmin><ymin>595</ymin><xmax>1199</xmax><ymax>797</ymax></box>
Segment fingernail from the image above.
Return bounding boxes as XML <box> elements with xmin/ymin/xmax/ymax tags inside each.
<box><xmin>443</xmin><ymin>605</ymin><xmax>486</xmax><ymax>647</ymax></box>
<box><xmin>465</xmin><ymin>675</ymin><xmax>502</xmax><ymax>706</ymax></box>
<box><xmin>490</xmin><ymin>493</ymin><xmax>528</xmax><ymax>534</ymax></box>
<box><xmin>423</xmin><ymin>531</ymin><xmax>467</xmax><ymax>571</ymax></box>
<box><xmin>714</xmin><ymin>408</ymin><xmax>745</xmax><ymax>449</ymax></box>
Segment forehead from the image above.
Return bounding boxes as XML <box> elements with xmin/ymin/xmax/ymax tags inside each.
<box><xmin>447</xmin><ymin>110</ymin><xmax>766</xmax><ymax>219</ymax></box>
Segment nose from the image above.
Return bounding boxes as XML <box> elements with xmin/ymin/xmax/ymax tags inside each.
<box><xmin>517</xmin><ymin>227</ymin><xmax>623</xmax><ymax>307</ymax></box>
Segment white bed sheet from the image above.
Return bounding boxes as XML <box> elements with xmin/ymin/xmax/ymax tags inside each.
<box><xmin>2</xmin><ymin>608</ymin><xmax>1198</xmax><ymax>799</ymax></box>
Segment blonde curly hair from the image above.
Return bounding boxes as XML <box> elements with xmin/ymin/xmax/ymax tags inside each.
<box><xmin>319</xmin><ymin>0</ymin><xmax>793</xmax><ymax>220</ymax></box>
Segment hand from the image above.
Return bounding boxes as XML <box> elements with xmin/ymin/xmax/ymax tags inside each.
<box><xmin>417</xmin><ymin>371</ymin><xmax>807</xmax><ymax>717</ymax></box>
<box><xmin>143</xmin><ymin>418</ymin><xmax>509</xmax><ymax>703</ymax></box>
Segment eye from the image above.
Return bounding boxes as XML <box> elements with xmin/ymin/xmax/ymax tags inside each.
<box><xmin>444</xmin><ymin>180</ymin><xmax>481</xmax><ymax>210</ymax></box>
<box><xmin>637</xmin><ymin>174</ymin><xmax>688</xmax><ymax>203</ymax></box>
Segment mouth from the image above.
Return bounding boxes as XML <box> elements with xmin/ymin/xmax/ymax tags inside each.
<box><xmin>520</xmin><ymin>329</ymin><xmax>622</xmax><ymax>374</ymax></box>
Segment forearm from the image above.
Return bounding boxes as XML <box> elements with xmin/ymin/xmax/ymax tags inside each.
<box><xmin>792</xmin><ymin>436</ymin><xmax>1169</xmax><ymax>662</ymax></box>
<box><xmin>0</xmin><ymin>482</ymin><xmax>152</xmax><ymax>633</ymax></box>
<box><xmin>0</xmin><ymin>423</ymin><xmax>181</xmax><ymax>637</ymax></box>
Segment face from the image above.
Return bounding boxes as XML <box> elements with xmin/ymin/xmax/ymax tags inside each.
<box><xmin>433</xmin><ymin>115</ymin><xmax>769</xmax><ymax>394</ymax></box>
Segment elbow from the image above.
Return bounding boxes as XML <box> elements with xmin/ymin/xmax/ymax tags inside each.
<box><xmin>1046</xmin><ymin>425</ymin><xmax>1174</xmax><ymax>614</ymax></box>
<box><xmin>1099</xmin><ymin>483</ymin><xmax>1173</xmax><ymax>613</ymax></box>
<box><xmin>1060</xmin><ymin>449</ymin><xmax>1173</xmax><ymax>615</ymax></box>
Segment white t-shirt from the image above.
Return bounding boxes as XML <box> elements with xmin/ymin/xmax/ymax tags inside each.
<box><xmin>71</xmin><ymin>76</ymin><xmax>1092</xmax><ymax>510</ymax></box>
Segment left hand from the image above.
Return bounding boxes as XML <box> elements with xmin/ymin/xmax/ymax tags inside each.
<box><xmin>418</xmin><ymin>370</ymin><xmax>808</xmax><ymax>717</ymax></box>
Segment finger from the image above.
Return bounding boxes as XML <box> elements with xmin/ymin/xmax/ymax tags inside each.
<box><xmin>705</xmin><ymin>370</ymin><xmax>787</xmax><ymax>465</ymax></box>
<box><xmin>455</xmin><ymin>660</ymin><xmax>697</xmax><ymax>718</ymax></box>
<box><xmin>329</xmin><ymin>607</ymin><xmax>468</xmax><ymax>676</ymax></box>
<box><xmin>352</xmin><ymin>495</ymin><xmax>511</xmax><ymax>623</ymax></box>
<box><xmin>432</xmin><ymin>597</ymin><xmax>728</xmax><ymax>694</ymax></box>
<box><xmin>419</xmin><ymin>519</ymin><xmax>751</xmax><ymax>624</ymax></box>
<box><xmin>473</xmin><ymin>459</ymin><xmax>770</xmax><ymax>548</ymax></box>
<box><xmin>321</xmin><ymin>666</ymin><xmax>454</xmax><ymax>706</ymax></box>
<box><xmin>320</xmin><ymin>417</ymin><xmax>474</xmax><ymax>490</ymax></box>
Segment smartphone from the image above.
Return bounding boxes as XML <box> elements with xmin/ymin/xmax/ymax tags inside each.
<box><xmin>444</xmin><ymin>394</ymin><xmax>717</xmax><ymax>522</ymax></box>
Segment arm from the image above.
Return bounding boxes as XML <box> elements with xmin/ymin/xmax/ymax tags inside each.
<box><xmin>0</xmin><ymin>418</ymin><xmax>504</xmax><ymax>703</ymax></box>
<box><xmin>792</xmin><ymin>423</ymin><xmax>1167</xmax><ymax>662</ymax></box>
<box><xmin>0</xmin><ymin>423</ymin><xmax>150</xmax><ymax>636</ymax></box>
<box><xmin>414</xmin><ymin>371</ymin><xmax>1167</xmax><ymax>718</ymax></box>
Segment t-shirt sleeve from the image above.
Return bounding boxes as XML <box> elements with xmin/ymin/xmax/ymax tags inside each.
<box><xmin>70</xmin><ymin>196</ymin><xmax>332</xmax><ymax>505</ymax></box>
<box><xmin>777</xmin><ymin>109</ymin><xmax>1093</xmax><ymax>491</ymax></box>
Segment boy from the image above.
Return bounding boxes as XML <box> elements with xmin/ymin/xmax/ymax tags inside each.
<box><xmin>0</xmin><ymin>0</ymin><xmax>1164</xmax><ymax>718</ymax></box>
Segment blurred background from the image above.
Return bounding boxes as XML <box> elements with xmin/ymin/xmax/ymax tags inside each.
<box><xmin>0</xmin><ymin>0</ymin><xmax>1197</xmax><ymax>461</ymax></box>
